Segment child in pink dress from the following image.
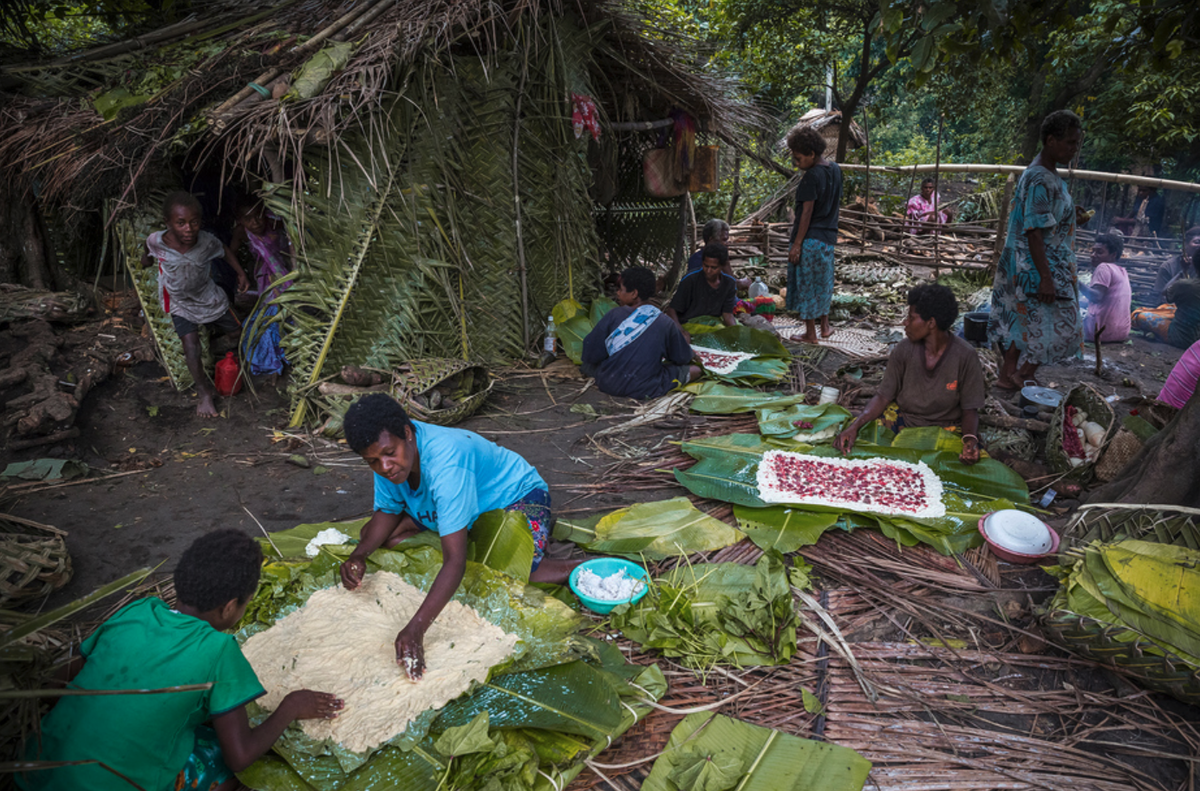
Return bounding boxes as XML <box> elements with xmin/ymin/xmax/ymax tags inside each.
<box><xmin>1080</xmin><ymin>232</ymin><xmax>1131</xmax><ymax>343</ymax></box>
<box><xmin>231</xmin><ymin>199</ymin><xmax>295</xmax><ymax>377</ymax></box>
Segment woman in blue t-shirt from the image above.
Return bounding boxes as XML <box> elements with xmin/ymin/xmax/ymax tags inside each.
<box><xmin>339</xmin><ymin>394</ymin><xmax>577</xmax><ymax>679</ymax></box>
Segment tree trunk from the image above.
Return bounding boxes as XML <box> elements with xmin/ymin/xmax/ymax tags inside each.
<box><xmin>1086</xmin><ymin>390</ymin><xmax>1200</xmax><ymax>508</ymax></box>
<box><xmin>0</xmin><ymin>183</ymin><xmax>58</xmax><ymax>289</ymax></box>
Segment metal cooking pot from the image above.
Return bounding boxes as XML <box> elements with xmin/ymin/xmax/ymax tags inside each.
<box><xmin>1020</xmin><ymin>385</ymin><xmax>1063</xmax><ymax>410</ymax></box>
<box><xmin>963</xmin><ymin>312</ymin><xmax>989</xmax><ymax>343</ymax></box>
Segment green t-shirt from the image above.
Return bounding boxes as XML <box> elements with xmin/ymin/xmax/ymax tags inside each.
<box><xmin>19</xmin><ymin>598</ymin><xmax>264</xmax><ymax>791</ymax></box>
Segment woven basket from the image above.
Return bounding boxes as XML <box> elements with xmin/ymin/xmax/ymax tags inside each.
<box><xmin>1046</xmin><ymin>383</ymin><xmax>1116</xmax><ymax>483</ymax></box>
<box><xmin>392</xmin><ymin>358</ymin><xmax>493</xmax><ymax>426</ymax></box>
<box><xmin>1042</xmin><ymin>609</ymin><xmax>1200</xmax><ymax>705</ymax></box>
<box><xmin>1092</xmin><ymin>426</ymin><xmax>1144</xmax><ymax>482</ymax></box>
<box><xmin>1059</xmin><ymin>503</ymin><xmax>1200</xmax><ymax>550</ymax></box>
<box><xmin>0</xmin><ymin>533</ymin><xmax>72</xmax><ymax>607</ymax></box>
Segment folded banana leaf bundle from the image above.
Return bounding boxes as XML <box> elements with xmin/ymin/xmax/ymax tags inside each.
<box><xmin>1042</xmin><ymin>539</ymin><xmax>1200</xmax><ymax>704</ymax></box>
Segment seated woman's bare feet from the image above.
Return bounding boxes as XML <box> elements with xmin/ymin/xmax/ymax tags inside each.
<box><xmin>196</xmin><ymin>392</ymin><xmax>219</xmax><ymax>417</ymax></box>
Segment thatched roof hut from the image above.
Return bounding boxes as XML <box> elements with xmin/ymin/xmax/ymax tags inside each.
<box><xmin>789</xmin><ymin>109</ymin><xmax>867</xmax><ymax>162</ymax></box>
<box><xmin>0</xmin><ymin>0</ymin><xmax>757</xmax><ymax>426</ymax></box>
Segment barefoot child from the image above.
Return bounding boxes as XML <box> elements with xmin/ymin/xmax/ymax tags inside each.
<box><xmin>339</xmin><ymin>394</ymin><xmax>582</xmax><ymax>681</ymax></box>
<box><xmin>143</xmin><ymin>191</ymin><xmax>250</xmax><ymax>416</ymax></box>
<box><xmin>19</xmin><ymin>529</ymin><xmax>343</xmax><ymax>791</ymax></box>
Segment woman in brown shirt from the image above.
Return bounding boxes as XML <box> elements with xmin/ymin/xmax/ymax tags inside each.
<box><xmin>835</xmin><ymin>284</ymin><xmax>986</xmax><ymax>465</ymax></box>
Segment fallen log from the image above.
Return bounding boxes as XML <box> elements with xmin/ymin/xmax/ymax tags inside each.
<box><xmin>980</xmin><ymin>413</ymin><xmax>1050</xmax><ymax>432</ymax></box>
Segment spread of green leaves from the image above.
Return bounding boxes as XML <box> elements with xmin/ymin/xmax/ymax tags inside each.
<box><xmin>672</xmin><ymin>429</ymin><xmax>1029</xmax><ymax>555</ymax></box>
<box><xmin>551</xmin><ymin>296</ymin><xmax>617</xmax><ymax>365</ymax></box>
<box><xmin>553</xmin><ymin>496</ymin><xmax>745</xmax><ymax>560</ymax></box>
<box><xmin>642</xmin><ymin>711</ymin><xmax>872</xmax><ymax>791</ymax></box>
<box><xmin>235</xmin><ymin>524</ymin><xmax>667</xmax><ymax>791</ymax></box>
<box><xmin>609</xmin><ymin>551</ymin><xmax>800</xmax><ymax>670</ymax></box>
<box><xmin>1047</xmin><ymin>539</ymin><xmax>1200</xmax><ymax>667</ymax></box>
<box><xmin>680</xmin><ymin>323</ymin><xmax>791</xmax><ymax>385</ymax></box>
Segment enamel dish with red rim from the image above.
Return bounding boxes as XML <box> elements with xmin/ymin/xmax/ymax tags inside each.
<box><xmin>978</xmin><ymin>509</ymin><xmax>1060</xmax><ymax>563</ymax></box>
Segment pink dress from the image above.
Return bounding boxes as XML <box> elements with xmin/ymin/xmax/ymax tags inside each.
<box><xmin>905</xmin><ymin>193</ymin><xmax>948</xmax><ymax>234</ymax></box>
<box><xmin>1083</xmin><ymin>262</ymin><xmax>1131</xmax><ymax>342</ymax></box>
<box><xmin>244</xmin><ymin>222</ymin><xmax>293</xmax><ymax>299</ymax></box>
<box><xmin>1158</xmin><ymin>340</ymin><xmax>1200</xmax><ymax>409</ymax></box>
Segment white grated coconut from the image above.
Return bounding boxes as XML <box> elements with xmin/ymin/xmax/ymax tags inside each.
<box><xmin>574</xmin><ymin>568</ymin><xmax>646</xmax><ymax>602</ymax></box>
<box><xmin>305</xmin><ymin>528</ymin><xmax>352</xmax><ymax>557</ymax></box>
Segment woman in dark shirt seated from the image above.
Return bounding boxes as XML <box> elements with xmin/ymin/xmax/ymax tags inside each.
<box><xmin>835</xmin><ymin>284</ymin><xmax>986</xmax><ymax>465</ymax></box>
<box><xmin>582</xmin><ymin>267</ymin><xmax>701</xmax><ymax>399</ymax></box>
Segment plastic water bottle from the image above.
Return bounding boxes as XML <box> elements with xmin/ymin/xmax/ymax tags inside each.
<box><xmin>748</xmin><ymin>277</ymin><xmax>768</xmax><ymax>300</ymax></box>
<box><xmin>544</xmin><ymin>315</ymin><xmax>557</xmax><ymax>354</ymax></box>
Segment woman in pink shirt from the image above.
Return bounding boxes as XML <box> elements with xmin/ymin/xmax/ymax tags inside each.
<box><xmin>1080</xmin><ymin>232</ymin><xmax>1131</xmax><ymax>343</ymax></box>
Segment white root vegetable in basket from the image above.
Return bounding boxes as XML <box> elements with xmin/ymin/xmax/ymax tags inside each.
<box><xmin>1082</xmin><ymin>421</ymin><xmax>1105</xmax><ymax>447</ymax></box>
<box><xmin>1071</xmin><ymin>410</ymin><xmax>1089</xmax><ymax>428</ymax></box>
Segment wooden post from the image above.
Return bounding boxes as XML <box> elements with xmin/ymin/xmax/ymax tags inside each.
<box><xmin>992</xmin><ymin>173</ymin><xmax>1015</xmax><ymax>272</ymax></box>
<box><xmin>933</xmin><ymin>114</ymin><xmax>944</xmax><ymax>278</ymax></box>
<box><xmin>726</xmin><ymin>151</ymin><xmax>742</xmax><ymax>224</ymax></box>
<box><xmin>860</xmin><ymin>106</ymin><xmax>871</xmax><ymax>253</ymax></box>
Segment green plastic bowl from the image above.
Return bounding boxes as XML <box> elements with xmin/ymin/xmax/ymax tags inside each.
<box><xmin>569</xmin><ymin>558</ymin><xmax>650</xmax><ymax>615</ymax></box>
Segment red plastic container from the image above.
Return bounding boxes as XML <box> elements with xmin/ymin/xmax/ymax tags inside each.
<box><xmin>214</xmin><ymin>352</ymin><xmax>243</xmax><ymax>396</ymax></box>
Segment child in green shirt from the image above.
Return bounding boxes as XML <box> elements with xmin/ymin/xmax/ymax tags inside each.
<box><xmin>19</xmin><ymin>529</ymin><xmax>342</xmax><ymax>791</ymax></box>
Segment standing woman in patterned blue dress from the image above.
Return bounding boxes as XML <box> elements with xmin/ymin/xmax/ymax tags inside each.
<box><xmin>988</xmin><ymin>110</ymin><xmax>1090</xmax><ymax>390</ymax></box>
<box><xmin>786</xmin><ymin>125</ymin><xmax>842</xmax><ymax>344</ymax></box>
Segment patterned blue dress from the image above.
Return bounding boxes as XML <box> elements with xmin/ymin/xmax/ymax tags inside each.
<box><xmin>987</xmin><ymin>164</ymin><xmax>1083</xmax><ymax>367</ymax></box>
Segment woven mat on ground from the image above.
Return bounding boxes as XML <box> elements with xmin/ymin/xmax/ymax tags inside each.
<box><xmin>566</xmin><ymin>528</ymin><xmax>1196</xmax><ymax>791</ymax></box>
<box><xmin>771</xmin><ymin>322</ymin><xmax>889</xmax><ymax>359</ymax></box>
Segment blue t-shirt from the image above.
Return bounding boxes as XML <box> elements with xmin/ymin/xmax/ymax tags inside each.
<box><xmin>373</xmin><ymin>421</ymin><xmax>546</xmax><ymax>536</ymax></box>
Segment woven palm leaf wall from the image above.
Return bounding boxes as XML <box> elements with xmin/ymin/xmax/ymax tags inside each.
<box><xmin>270</xmin><ymin>13</ymin><xmax>601</xmax><ymax>427</ymax></box>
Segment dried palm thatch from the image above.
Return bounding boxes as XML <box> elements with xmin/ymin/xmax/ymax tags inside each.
<box><xmin>0</xmin><ymin>514</ymin><xmax>70</xmax><ymax>608</ymax></box>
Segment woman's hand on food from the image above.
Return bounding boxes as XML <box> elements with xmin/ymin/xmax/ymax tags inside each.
<box><xmin>959</xmin><ymin>435</ymin><xmax>980</xmax><ymax>465</ymax></box>
<box><xmin>340</xmin><ymin>555</ymin><xmax>368</xmax><ymax>590</ymax></box>
<box><xmin>283</xmin><ymin>690</ymin><xmax>344</xmax><ymax>720</ymax></box>
<box><xmin>834</xmin><ymin>425</ymin><xmax>857</xmax><ymax>456</ymax></box>
<box><xmin>395</xmin><ymin>624</ymin><xmax>426</xmax><ymax>680</ymax></box>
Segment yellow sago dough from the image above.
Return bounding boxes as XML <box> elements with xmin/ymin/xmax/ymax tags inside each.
<box><xmin>242</xmin><ymin>571</ymin><xmax>518</xmax><ymax>752</ymax></box>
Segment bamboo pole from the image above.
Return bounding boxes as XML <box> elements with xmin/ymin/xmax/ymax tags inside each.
<box><xmin>209</xmin><ymin>0</ymin><xmax>387</xmax><ymax>121</ymax></box>
<box><xmin>860</xmin><ymin>106</ymin><xmax>871</xmax><ymax>253</ymax></box>
<box><xmin>512</xmin><ymin>40</ymin><xmax>530</xmax><ymax>354</ymax></box>
<box><xmin>933</xmin><ymin>114</ymin><xmax>943</xmax><ymax>277</ymax></box>
<box><xmin>836</xmin><ymin>163</ymin><xmax>1200</xmax><ymax>193</ymax></box>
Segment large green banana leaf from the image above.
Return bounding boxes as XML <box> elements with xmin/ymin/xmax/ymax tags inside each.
<box><xmin>684</xmin><ymin>381</ymin><xmax>807</xmax><ymax>415</ymax></box>
<box><xmin>1053</xmin><ymin>543</ymin><xmax>1200</xmax><ymax>668</ymax></box>
<box><xmin>611</xmin><ymin>552</ymin><xmax>796</xmax><ymax>668</ymax></box>
<box><xmin>255</xmin><ymin>509</ymin><xmax>535</xmax><ymax>583</ymax></box>
<box><xmin>552</xmin><ymin>296</ymin><xmax>617</xmax><ymax>364</ymax></box>
<box><xmin>688</xmin><ymin>325</ymin><xmax>792</xmax><ymax>385</ymax></box>
<box><xmin>756</xmin><ymin>402</ymin><xmax>851</xmax><ymax>442</ymax></box>
<box><xmin>642</xmin><ymin>712</ymin><xmax>871</xmax><ymax>791</ymax></box>
<box><xmin>673</xmin><ymin>433</ymin><xmax>1028</xmax><ymax>555</ymax></box>
<box><xmin>553</xmin><ymin>497</ymin><xmax>745</xmax><ymax>559</ymax></box>
<box><xmin>733</xmin><ymin>505</ymin><xmax>841</xmax><ymax>553</ymax></box>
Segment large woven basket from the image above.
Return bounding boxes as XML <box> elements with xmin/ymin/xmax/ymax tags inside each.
<box><xmin>1058</xmin><ymin>503</ymin><xmax>1200</xmax><ymax>551</ymax></box>
<box><xmin>1046</xmin><ymin>383</ymin><xmax>1116</xmax><ymax>482</ymax></box>
<box><xmin>1092</xmin><ymin>426</ymin><xmax>1143</xmax><ymax>482</ymax></box>
<box><xmin>1</xmin><ymin>533</ymin><xmax>72</xmax><ymax>607</ymax></box>
<box><xmin>392</xmin><ymin>358</ymin><xmax>493</xmax><ymax>426</ymax></box>
<box><xmin>1041</xmin><ymin>609</ymin><xmax>1200</xmax><ymax>705</ymax></box>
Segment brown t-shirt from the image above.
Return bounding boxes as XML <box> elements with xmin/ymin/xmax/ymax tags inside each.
<box><xmin>877</xmin><ymin>335</ymin><xmax>986</xmax><ymax>427</ymax></box>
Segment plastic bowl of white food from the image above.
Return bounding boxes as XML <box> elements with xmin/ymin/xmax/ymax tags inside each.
<box><xmin>569</xmin><ymin>558</ymin><xmax>650</xmax><ymax>615</ymax></box>
<box><xmin>978</xmin><ymin>509</ymin><xmax>1059</xmax><ymax>563</ymax></box>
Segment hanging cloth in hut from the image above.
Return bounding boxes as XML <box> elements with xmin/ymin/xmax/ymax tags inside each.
<box><xmin>571</xmin><ymin>93</ymin><xmax>600</xmax><ymax>141</ymax></box>
<box><xmin>669</xmin><ymin>109</ymin><xmax>696</xmax><ymax>178</ymax></box>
